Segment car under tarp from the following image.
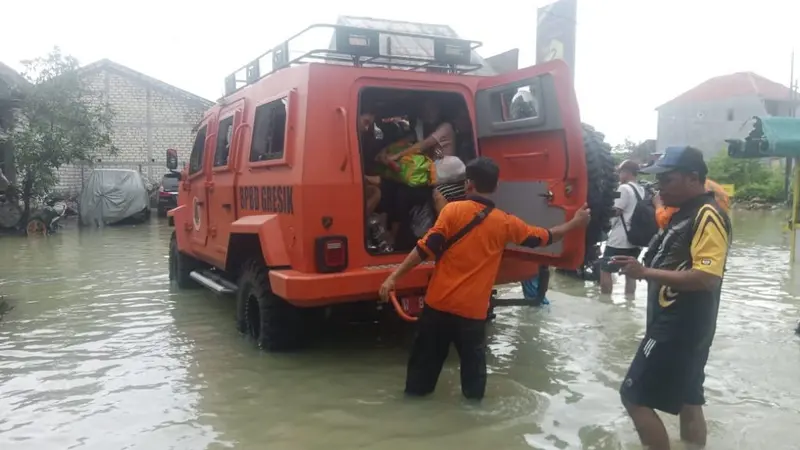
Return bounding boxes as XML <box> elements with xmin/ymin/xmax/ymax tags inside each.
<box><xmin>727</xmin><ymin>116</ymin><xmax>800</xmax><ymax>159</ymax></box>
<box><xmin>79</xmin><ymin>169</ymin><xmax>150</xmax><ymax>226</ymax></box>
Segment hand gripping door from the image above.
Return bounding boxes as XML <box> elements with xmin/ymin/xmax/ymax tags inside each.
<box><xmin>474</xmin><ymin>59</ymin><xmax>586</xmax><ymax>268</ymax></box>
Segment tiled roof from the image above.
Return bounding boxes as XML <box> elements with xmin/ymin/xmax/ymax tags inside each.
<box><xmin>657</xmin><ymin>72</ymin><xmax>795</xmax><ymax>109</ymax></box>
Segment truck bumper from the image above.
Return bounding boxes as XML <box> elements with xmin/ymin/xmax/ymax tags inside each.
<box><xmin>269</xmin><ymin>253</ymin><xmax>541</xmax><ymax>307</ymax></box>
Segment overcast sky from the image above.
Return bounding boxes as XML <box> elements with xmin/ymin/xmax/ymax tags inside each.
<box><xmin>2</xmin><ymin>0</ymin><xmax>799</xmax><ymax>145</ymax></box>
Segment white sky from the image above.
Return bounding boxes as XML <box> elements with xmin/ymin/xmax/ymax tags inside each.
<box><xmin>2</xmin><ymin>0</ymin><xmax>799</xmax><ymax>145</ymax></box>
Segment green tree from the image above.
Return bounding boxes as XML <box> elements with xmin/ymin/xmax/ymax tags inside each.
<box><xmin>707</xmin><ymin>152</ymin><xmax>786</xmax><ymax>203</ymax></box>
<box><xmin>7</xmin><ymin>47</ymin><xmax>116</xmax><ymax>221</ymax></box>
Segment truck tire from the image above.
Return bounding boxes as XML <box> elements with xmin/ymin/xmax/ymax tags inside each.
<box><xmin>236</xmin><ymin>259</ymin><xmax>309</xmax><ymax>351</ymax></box>
<box><xmin>582</xmin><ymin>123</ymin><xmax>618</xmax><ymax>264</ymax></box>
<box><xmin>169</xmin><ymin>232</ymin><xmax>199</xmax><ymax>288</ymax></box>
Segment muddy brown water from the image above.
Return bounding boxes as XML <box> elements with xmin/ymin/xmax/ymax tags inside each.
<box><xmin>1</xmin><ymin>211</ymin><xmax>799</xmax><ymax>450</ymax></box>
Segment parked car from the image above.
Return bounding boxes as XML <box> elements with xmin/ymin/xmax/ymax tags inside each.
<box><xmin>79</xmin><ymin>169</ymin><xmax>151</xmax><ymax>226</ymax></box>
<box><xmin>157</xmin><ymin>171</ymin><xmax>181</xmax><ymax>217</ymax></box>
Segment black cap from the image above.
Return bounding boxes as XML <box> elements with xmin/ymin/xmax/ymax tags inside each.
<box><xmin>640</xmin><ymin>146</ymin><xmax>708</xmax><ymax>177</ymax></box>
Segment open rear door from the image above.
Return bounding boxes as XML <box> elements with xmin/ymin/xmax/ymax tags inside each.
<box><xmin>475</xmin><ymin>59</ymin><xmax>586</xmax><ymax>268</ymax></box>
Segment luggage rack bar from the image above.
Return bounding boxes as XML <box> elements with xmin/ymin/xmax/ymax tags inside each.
<box><xmin>223</xmin><ymin>23</ymin><xmax>484</xmax><ymax>96</ymax></box>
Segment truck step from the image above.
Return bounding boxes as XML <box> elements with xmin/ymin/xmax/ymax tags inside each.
<box><xmin>490</xmin><ymin>298</ymin><xmax>544</xmax><ymax>307</ymax></box>
<box><xmin>190</xmin><ymin>270</ymin><xmax>237</xmax><ymax>295</ymax></box>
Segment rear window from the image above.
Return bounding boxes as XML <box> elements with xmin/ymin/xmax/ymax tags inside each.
<box><xmin>161</xmin><ymin>173</ymin><xmax>180</xmax><ymax>191</ymax></box>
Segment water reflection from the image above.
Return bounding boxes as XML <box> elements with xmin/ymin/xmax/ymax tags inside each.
<box><xmin>0</xmin><ymin>210</ymin><xmax>798</xmax><ymax>449</ymax></box>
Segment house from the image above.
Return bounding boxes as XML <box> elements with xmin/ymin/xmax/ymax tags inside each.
<box><xmin>656</xmin><ymin>72</ymin><xmax>798</xmax><ymax>157</ymax></box>
<box><xmin>56</xmin><ymin>59</ymin><xmax>214</xmax><ymax>193</ymax></box>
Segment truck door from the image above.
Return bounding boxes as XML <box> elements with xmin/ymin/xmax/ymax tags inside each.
<box><xmin>184</xmin><ymin>114</ymin><xmax>217</xmax><ymax>251</ymax></box>
<box><xmin>474</xmin><ymin>59</ymin><xmax>587</xmax><ymax>268</ymax></box>
<box><xmin>207</xmin><ymin>100</ymin><xmax>245</xmax><ymax>261</ymax></box>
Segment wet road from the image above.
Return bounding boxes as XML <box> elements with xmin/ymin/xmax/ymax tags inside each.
<box><xmin>1</xmin><ymin>210</ymin><xmax>799</xmax><ymax>449</ymax></box>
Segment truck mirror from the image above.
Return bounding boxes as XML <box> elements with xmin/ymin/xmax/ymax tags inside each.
<box><xmin>166</xmin><ymin>148</ymin><xmax>178</xmax><ymax>171</ymax></box>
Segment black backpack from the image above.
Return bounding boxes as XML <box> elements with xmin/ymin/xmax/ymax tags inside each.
<box><xmin>621</xmin><ymin>183</ymin><xmax>659</xmax><ymax>248</ymax></box>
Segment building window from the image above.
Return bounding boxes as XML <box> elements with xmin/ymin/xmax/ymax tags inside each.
<box><xmin>189</xmin><ymin>125</ymin><xmax>208</xmax><ymax>174</ymax></box>
<box><xmin>250</xmin><ymin>98</ymin><xmax>287</xmax><ymax>162</ymax></box>
<box><xmin>726</xmin><ymin>108</ymin><xmax>734</xmax><ymax>121</ymax></box>
<box><xmin>764</xmin><ymin>100</ymin><xmax>780</xmax><ymax>116</ymax></box>
<box><xmin>214</xmin><ymin>116</ymin><xmax>234</xmax><ymax>167</ymax></box>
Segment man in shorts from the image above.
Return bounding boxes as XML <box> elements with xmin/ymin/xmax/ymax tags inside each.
<box><xmin>600</xmin><ymin>160</ymin><xmax>645</xmax><ymax>295</ymax></box>
<box><xmin>613</xmin><ymin>146</ymin><xmax>732</xmax><ymax>450</ymax></box>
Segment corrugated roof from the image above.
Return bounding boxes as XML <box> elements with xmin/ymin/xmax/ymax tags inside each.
<box><xmin>657</xmin><ymin>72</ymin><xmax>795</xmax><ymax>110</ymax></box>
<box><xmin>331</xmin><ymin>16</ymin><xmax>497</xmax><ymax>76</ymax></box>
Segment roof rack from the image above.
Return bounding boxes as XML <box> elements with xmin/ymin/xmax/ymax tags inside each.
<box><xmin>223</xmin><ymin>23</ymin><xmax>484</xmax><ymax>96</ymax></box>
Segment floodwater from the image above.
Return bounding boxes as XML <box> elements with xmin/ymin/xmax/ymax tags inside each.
<box><xmin>1</xmin><ymin>211</ymin><xmax>799</xmax><ymax>450</ymax></box>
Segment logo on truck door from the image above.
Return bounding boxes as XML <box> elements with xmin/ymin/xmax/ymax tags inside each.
<box><xmin>239</xmin><ymin>185</ymin><xmax>294</xmax><ymax>214</ymax></box>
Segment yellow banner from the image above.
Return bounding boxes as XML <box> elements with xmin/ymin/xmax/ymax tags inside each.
<box><xmin>719</xmin><ymin>184</ymin><xmax>735</xmax><ymax>196</ymax></box>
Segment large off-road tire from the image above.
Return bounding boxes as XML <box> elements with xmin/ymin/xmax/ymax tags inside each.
<box><xmin>169</xmin><ymin>232</ymin><xmax>199</xmax><ymax>289</ymax></box>
<box><xmin>236</xmin><ymin>259</ymin><xmax>311</xmax><ymax>351</ymax></box>
<box><xmin>582</xmin><ymin>123</ymin><xmax>618</xmax><ymax>264</ymax></box>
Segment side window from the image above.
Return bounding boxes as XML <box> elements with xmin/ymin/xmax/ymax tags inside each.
<box><xmin>214</xmin><ymin>116</ymin><xmax>234</xmax><ymax>167</ymax></box>
<box><xmin>505</xmin><ymin>86</ymin><xmax>540</xmax><ymax>121</ymax></box>
<box><xmin>189</xmin><ymin>125</ymin><xmax>208</xmax><ymax>174</ymax></box>
<box><xmin>250</xmin><ymin>98</ymin><xmax>288</xmax><ymax>162</ymax></box>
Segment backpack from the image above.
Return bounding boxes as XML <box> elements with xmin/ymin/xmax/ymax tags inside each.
<box><xmin>621</xmin><ymin>183</ymin><xmax>659</xmax><ymax>248</ymax></box>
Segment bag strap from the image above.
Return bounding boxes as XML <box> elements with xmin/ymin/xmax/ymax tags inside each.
<box><xmin>626</xmin><ymin>182</ymin><xmax>643</xmax><ymax>202</ymax></box>
<box><xmin>619</xmin><ymin>183</ymin><xmax>641</xmax><ymax>240</ymax></box>
<box><xmin>442</xmin><ymin>204</ymin><xmax>495</xmax><ymax>253</ymax></box>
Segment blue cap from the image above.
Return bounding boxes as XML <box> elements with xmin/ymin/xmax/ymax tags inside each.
<box><xmin>640</xmin><ymin>146</ymin><xmax>708</xmax><ymax>176</ymax></box>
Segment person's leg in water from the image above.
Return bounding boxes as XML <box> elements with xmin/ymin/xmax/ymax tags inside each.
<box><xmin>680</xmin><ymin>405</ymin><xmax>707</xmax><ymax>449</ymax></box>
<box><xmin>405</xmin><ymin>306</ymin><xmax>453</xmax><ymax>396</ymax></box>
<box><xmin>521</xmin><ymin>266</ymin><xmax>550</xmax><ymax>306</ymax></box>
<box><xmin>600</xmin><ymin>246</ymin><xmax>621</xmax><ymax>294</ymax></box>
<box><xmin>452</xmin><ymin>313</ymin><xmax>487</xmax><ymax>400</ymax></box>
<box><xmin>620</xmin><ymin>337</ymin><xmax>687</xmax><ymax>450</ymax></box>
<box><xmin>679</xmin><ymin>350</ymin><xmax>709</xmax><ymax>448</ymax></box>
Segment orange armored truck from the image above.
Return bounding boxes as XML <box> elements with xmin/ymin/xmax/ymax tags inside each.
<box><xmin>168</xmin><ymin>23</ymin><xmax>617</xmax><ymax>351</ymax></box>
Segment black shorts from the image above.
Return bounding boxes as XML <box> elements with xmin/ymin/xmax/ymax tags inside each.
<box><xmin>600</xmin><ymin>246</ymin><xmax>641</xmax><ymax>273</ymax></box>
<box><xmin>619</xmin><ymin>336</ymin><xmax>709</xmax><ymax>415</ymax></box>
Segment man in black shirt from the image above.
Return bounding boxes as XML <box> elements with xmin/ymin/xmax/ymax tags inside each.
<box><xmin>613</xmin><ymin>146</ymin><xmax>731</xmax><ymax>450</ymax></box>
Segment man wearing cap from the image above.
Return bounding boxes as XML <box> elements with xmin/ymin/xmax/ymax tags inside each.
<box><xmin>612</xmin><ymin>146</ymin><xmax>731</xmax><ymax>450</ymax></box>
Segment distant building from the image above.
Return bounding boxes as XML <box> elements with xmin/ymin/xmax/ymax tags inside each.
<box><xmin>53</xmin><ymin>59</ymin><xmax>214</xmax><ymax>193</ymax></box>
<box><xmin>656</xmin><ymin>72</ymin><xmax>798</xmax><ymax>157</ymax></box>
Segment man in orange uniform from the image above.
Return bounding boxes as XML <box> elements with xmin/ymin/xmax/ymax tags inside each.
<box><xmin>379</xmin><ymin>157</ymin><xmax>591</xmax><ymax>400</ymax></box>
<box><xmin>654</xmin><ymin>178</ymin><xmax>730</xmax><ymax>228</ymax></box>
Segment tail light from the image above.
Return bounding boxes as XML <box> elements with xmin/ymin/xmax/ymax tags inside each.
<box><xmin>315</xmin><ymin>236</ymin><xmax>348</xmax><ymax>273</ymax></box>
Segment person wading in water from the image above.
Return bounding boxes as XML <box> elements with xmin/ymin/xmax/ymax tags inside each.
<box><xmin>614</xmin><ymin>146</ymin><xmax>731</xmax><ymax>450</ymax></box>
<box><xmin>378</xmin><ymin>157</ymin><xmax>590</xmax><ymax>400</ymax></box>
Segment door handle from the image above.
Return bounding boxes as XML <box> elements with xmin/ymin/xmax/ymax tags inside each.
<box><xmin>222</xmin><ymin>203</ymin><xmax>232</xmax><ymax>209</ymax></box>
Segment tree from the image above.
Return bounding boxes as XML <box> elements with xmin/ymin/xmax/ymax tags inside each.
<box><xmin>7</xmin><ymin>47</ymin><xmax>116</xmax><ymax>222</ymax></box>
<box><xmin>611</xmin><ymin>139</ymin><xmax>657</xmax><ymax>165</ymax></box>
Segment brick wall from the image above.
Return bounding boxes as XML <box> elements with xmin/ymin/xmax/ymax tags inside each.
<box><xmin>55</xmin><ymin>67</ymin><xmax>209</xmax><ymax>194</ymax></box>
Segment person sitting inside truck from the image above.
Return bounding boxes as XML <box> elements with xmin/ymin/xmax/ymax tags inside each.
<box><xmin>360</xmin><ymin>109</ymin><xmax>384</xmax><ymax>215</ymax></box>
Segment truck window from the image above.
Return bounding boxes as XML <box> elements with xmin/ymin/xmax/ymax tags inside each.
<box><xmin>189</xmin><ymin>125</ymin><xmax>208</xmax><ymax>174</ymax></box>
<box><xmin>214</xmin><ymin>116</ymin><xmax>234</xmax><ymax>167</ymax></box>
<box><xmin>250</xmin><ymin>98</ymin><xmax>287</xmax><ymax>162</ymax></box>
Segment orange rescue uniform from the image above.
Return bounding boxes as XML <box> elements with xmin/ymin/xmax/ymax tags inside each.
<box><xmin>655</xmin><ymin>179</ymin><xmax>731</xmax><ymax>229</ymax></box>
<box><xmin>416</xmin><ymin>196</ymin><xmax>551</xmax><ymax>320</ymax></box>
